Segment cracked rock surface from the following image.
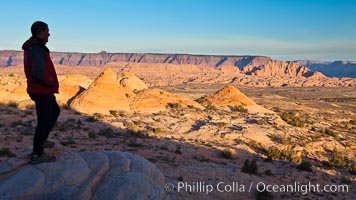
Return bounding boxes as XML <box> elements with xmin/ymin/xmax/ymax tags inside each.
<box><xmin>0</xmin><ymin>150</ymin><xmax>166</xmax><ymax>200</ymax></box>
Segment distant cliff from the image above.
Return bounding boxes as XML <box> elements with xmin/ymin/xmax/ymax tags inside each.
<box><xmin>295</xmin><ymin>60</ymin><xmax>356</xmax><ymax>78</ymax></box>
<box><xmin>1</xmin><ymin>50</ymin><xmax>355</xmax><ymax>78</ymax></box>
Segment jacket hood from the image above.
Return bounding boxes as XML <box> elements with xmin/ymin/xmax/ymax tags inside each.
<box><xmin>22</xmin><ymin>36</ymin><xmax>46</xmax><ymax>50</ymax></box>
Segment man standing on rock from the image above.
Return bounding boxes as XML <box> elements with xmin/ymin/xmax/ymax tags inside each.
<box><xmin>22</xmin><ymin>21</ymin><xmax>60</xmax><ymax>164</ymax></box>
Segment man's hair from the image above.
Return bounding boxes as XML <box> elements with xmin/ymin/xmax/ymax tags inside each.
<box><xmin>31</xmin><ymin>21</ymin><xmax>48</xmax><ymax>36</ymax></box>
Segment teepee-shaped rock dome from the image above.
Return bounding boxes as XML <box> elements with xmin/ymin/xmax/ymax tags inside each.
<box><xmin>118</xmin><ymin>72</ymin><xmax>148</xmax><ymax>91</ymax></box>
<box><xmin>198</xmin><ymin>85</ymin><xmax>256</xmax><ymax>107</ymax></box>
<box><xmin>70</xmin><ymin>68</ymin><xmax>131</xmax><ymax>115</ymax></box>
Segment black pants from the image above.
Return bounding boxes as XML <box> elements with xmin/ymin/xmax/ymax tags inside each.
<box><xmin>30</xmin><ymin>94</ymin><xmax>60</xmax><ymax>156</ymax></box>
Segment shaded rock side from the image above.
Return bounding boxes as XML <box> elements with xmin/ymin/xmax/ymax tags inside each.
<box><xmin>0</xmin><ymin>150</ymin><xmax>166</xmax><ymax>200</ymax></box>
<box><xmin>57</xmin><ymin>75</ymin><xmax>93</xmax><ymax>105</ymax></box>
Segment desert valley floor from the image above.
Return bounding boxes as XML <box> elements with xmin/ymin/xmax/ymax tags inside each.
<box><xmin>0</xmin><ymin>63</ymin><xmax>355</xmax><ymax>199</ymax></box>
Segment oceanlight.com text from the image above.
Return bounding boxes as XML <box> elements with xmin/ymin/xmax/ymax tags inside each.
<box><xmin>165</xmin><ymin>181</ymin><xmax>349</xmax><ymax>195</ymax></box>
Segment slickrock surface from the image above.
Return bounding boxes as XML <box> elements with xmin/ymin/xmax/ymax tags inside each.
<box><xmin>0</xmin><ymin>150</ymin><xmax>166</xmax><ymax>200</ymax></box>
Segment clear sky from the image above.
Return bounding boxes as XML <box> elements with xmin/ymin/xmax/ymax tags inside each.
<box><xmin>1</xmin><ymin>0</ymin><xmax>355</xmax><ymax>61</ymax></box>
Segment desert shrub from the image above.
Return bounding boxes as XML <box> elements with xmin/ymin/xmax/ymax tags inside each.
<box><xmin>329</xmin><ymin>148</ymin><xmax>348</xmax><ymax>168</ymax></box>
<box><xmin>98</xmin><ymin>128</ymin><xmax>116</xmax><ymax>138</ymax></box>
<box><xmin>205</xmin><ymin>141</ymin><xmax>213</xmax><ymax>147</ymax></box>
<box><xmin>128</xmin><ymin>129</ymin><xmax>148</xmax><ymax>138</ymax></box>
<box><xmin>195</xmin><ymin>98</ymin><xmax>204</xmax><ymax>104</ymax></box>
<box><xmin>118</xmin><ymin>111</ymin><xmax>127</xmax><ymax>117</ymax></box>
<box><xmin>8</xmin><ymin>73</ymin><xmax>15</xmax><ymax>77</ymax></box>
<box><xmin>241</xmin><ymin>159</ymin><xmax>258</xmax><ymax>175</ymax></box>
<box><xmin>125</xmin><ymin>122</ymin><xmax>135</xmax><ymax>129</ymax></box>
<box><xmin>175</xmin><ymin>147</ymin><xmax>182</xmax><ymax>155</ymax></box>
<box><xmin>216</xmin><ymin>122</ymin><xmax>227</xmax><ymax>129</ymax></box>
<box><xmin>234</xmin><ymin>105</ymin><xmax>248</xmax><ymax>113</ymax></box>
<box><xmin>166</xmin><ymin>102</ymin><xmax>182</xmax><ymax>109</ymax></box>
<box><xmin>88</xmin><ymin>131</ymin><xmax>96</xmax><ymax>139</ymax></box>
<box><xmin>220</xmin><ymin>148</ymin><xmax>232</xmax><ymax>159</ymax></box>
<box><xmin>60</xmin><ymin>140</ymin><xmax>76</xmax><ymax>146</ymax></box>
<box><xmin>56</xmin><ymin>124</ymin><xmax>66</xmax><ymax>131</ymax></box>
<box><xmin>109</xmin><ymin>110</ymin><xmax>119</xmax><ymax>117</ymax></box>
<box><xmin>11</xmin><ymin>120</ymin><xmax>24</xmax><ymax>127</ymax></box>
<box><xmin>268</xmin><ymin>133</ymin><xmax>281</xmax><ymax>143</ymax></box>
<box><xmin>152</xmin><ymin>127</ymin><xmax>162</xmax><ymax>134</ymax></box>
<box><xmin>205</xmin><ymin>103</ymin><xmax>216</xmax><ymax>111</ymax></box>
<box><xmin>93</xmin><ymin>113</ymin><xmax>104</xmax><ymax>120</ymax></box>
<box><xmin>323</xmin><ymin>128</ymin><xmax>337</xmax><ymax>137</ymax></box>
<box><xmin>62</xmin><ymin>103</ymin><xmax>70</xmax><ymax>110</ymax></box>
<box><xmin>248</xmin><ymin>140</ymin><xmax>259</xmax><ymax>148</ymax></box>
<box><xmin>86</xmin><ymin>116</ymin><xmax>97</xmax><ymax>122</ymax></box>
<box><xmin>256</xmin><ymin>119</ymin><xmax>268</xmax><ymax>125</ymax></box>
<box><xmin>133</xmin><ymin>120</ymin><xmax>144</xmax><ymax>126</ymax></box>
<box><xmin>281</xmin><ymin>147</ymin><xmax>293</xmax><ymax>160</ymax></box>
<box><xmin>292</xmin><ymin>156</ymin><xmax>303</xmax><ymax>165</ymax></box>
<box><xmin>297</xmin><ymin>161</ymin><xmax>313</xmax><ymax>172</ymax></box>
<box><xmin>264</xmin><ymin>169</ymin><xmax>274</xmax><ymax>176</ymax></box>
<box><xmin>310</xmin><ymin>133</ymin><xmax>322</xmax><ymax>141</ymax></box>
<box><xmin>8</xmin><ymin>101</ymin><xmax>19</xmax><ymax>108</ymax></box>
<box><xmin>280</xmin><ymin>112</ymin><xmax>304</xmax><ymax>127</ymax></box>
<box><xmin>349</xmin><ymin>163</ymin><xmax>356</xmax><ymax>175</ymax></box>
<box><xmin>267</xmin><ymin>147</ymin><xmax>281</xmax><ymax>160</ymax></box>
<box><xmin>349</xmin><ymin>120</ymin><xmax>356</xmax><ymax>125</ymax></box>
<box><xmin>187</xmin><ymin>105</ymin><xmax>195</xmax><ymax>109</ymax></box>
<box><xmin>0</xmin><ymin>148</ymin><xmax>16</xmax><ymax>157</ymax></box>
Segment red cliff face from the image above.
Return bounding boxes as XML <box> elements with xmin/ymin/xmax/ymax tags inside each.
<box><xmin>243</xmin><ymin>60</ymin><xmax>314</xmax><ymax>78</ymax></box>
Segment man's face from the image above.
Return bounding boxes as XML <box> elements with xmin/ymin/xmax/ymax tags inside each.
<box><xmin>38</xmin><ymin>27</ymin><xmax>50</xmax><ymax>43</ymax></box>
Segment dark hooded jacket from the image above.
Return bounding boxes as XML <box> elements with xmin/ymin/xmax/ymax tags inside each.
<box><xmin>22</xmin><ymin>36</ymin><xmax>59</xmax><ymax>94</ymax></box>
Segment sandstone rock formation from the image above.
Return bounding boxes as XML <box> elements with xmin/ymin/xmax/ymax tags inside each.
<box><xmin>242</xmin><ymin>60</ymin><xmax>313</xmax><ymax>78</ymax></box>
<box><xmin>70</xmin><ymin>68</ymin><xmax>132</xmax><ymax>114</ymax></box>
<box><xmin>198</xmin><ymin>85</ymin><xmax>256</xmax><ymax>107</ymax></box>
<box><xmin>197</xmin><ymin>85</ymin><xmax>278</xmax><ymax>114</ymax></box>
<box><xmin>69</xmin><ymin>68</ymin><xmax>203</xmax><ymax>115</ymax></box>
<box><xmin>0</xmin><ymin>150</ymin><xmax>166</xmax><ymax>200</ymax></box>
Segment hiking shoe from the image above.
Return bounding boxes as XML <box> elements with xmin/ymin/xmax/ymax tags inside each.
<box><xmin>43</xmin><ymin>140</ymin><xmax>55</xmax><ymax>148</ymax></box>
<box><xmin>30</xmin><ymin>154</ymin><xmax>56</xmax><ymax>165</ymax></box>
